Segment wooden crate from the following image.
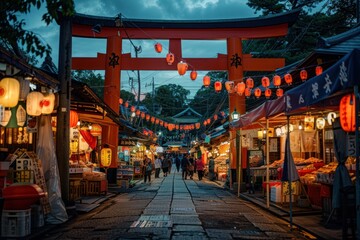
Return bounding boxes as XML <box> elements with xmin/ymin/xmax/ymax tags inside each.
<box><xmin>69</xmin><ymin>178</ymin><xmax>82</xmax><ymax>202</ymax></box>
<box><xmin>86</xmin><ymin>180</ymin><xmax>107</xmax><ymax>195</ymax></box>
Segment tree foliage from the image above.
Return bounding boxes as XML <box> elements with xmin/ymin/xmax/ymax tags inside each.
<box><xmin>0</xmin><ymin>0</ymin><xmax>75</xmax><ymax>59</ymax></box>
<box><xmin>141</xmin><ymin>84</ymin><xmax>190</xmax><ymax>118</ymax></box>
<box><xmin>189</xmin><ymin>71</ymin><xmax>228</xmax><ymax>118</ymax></box>
<box><xmin>120</xmin><ymin>89</ymin><xmax>136</xmax><ymax>104</ymax></box>
<box><xmin>72</xmin><ymin>70</ymin><xmax>104</xmax><ymax>98</ymax></box>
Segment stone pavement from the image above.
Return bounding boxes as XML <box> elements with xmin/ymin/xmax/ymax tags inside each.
<box><xmin>30</xmin><ymin>169</ymin><xmax>310</xmax><ymax>240</ymax></box>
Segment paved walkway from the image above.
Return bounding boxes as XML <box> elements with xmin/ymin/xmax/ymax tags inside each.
<box><xmin>32</xmin><ymin>169</ymin><xmax>309</xmax><ymax>239</ymax></box>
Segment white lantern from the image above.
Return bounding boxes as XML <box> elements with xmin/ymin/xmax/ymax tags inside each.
<box><xmin>41</xmin><ymin>92</ymin><xmax>55</xmax><ymax>114</ymax></box>
<box><xmin>327</xmin><ymin>112</ymin><xmax>336</xmax><ymax>126</ymax></box>
<box><xmin>26</xmin><ymin>91</ymin><xmax>44</xmax><ymax>116</ymax></box>
<box><xmin>0</xmin><ymin>77</ymin><xmax>20</xmax><ymax>107</ymax></box>
<box><xmin>0</xmin><ymin>109</ymin><xmax>11</xmax><ymax>127</ymax></box>
<box><xmin>316</xmin><ymin>117</ymin><xmax>326</xmax><ymax>130</ymax></box>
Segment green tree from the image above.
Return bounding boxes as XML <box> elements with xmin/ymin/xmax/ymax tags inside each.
<box><xmin>141</xmin><ymin>84</ymin><xmax>190</xmax><ymax>117</ymax></box>
<box><xmin>190</xmin><ymin>71</ymin><xmax>228</xmax><ymax>118</ymax></box>
<box><xmin>72</xmin><ymin>70</ymin><xmax>104</xmax><ymax>98</ymax></box>
<box><xmin>120</xmin><ymin>89</ymin><xmax>136</xmax><ymax>104</ymax></box>
<box><xmin>0</xmin><ymin>0</ymin><xmax>75</xmax><ymax>59</ymax></box>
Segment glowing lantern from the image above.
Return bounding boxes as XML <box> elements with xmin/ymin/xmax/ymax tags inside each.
<box><xmin>327</xmin><ymin>112</ymin><xmax>336</xmax><ymax>125</ymax></box>
<box><xmin>246</xmin><ymin>78</ymin><xmax>254</xmax><ymax>89</ymax></box>
<box><xmin>236</xmin><ymin>82</ymin><xmax>245</xmax><ymax>95</ymax></box>
<box><xmin>254</xmin><ymin>88</ymin><xmax>261</xmax><ymax>98</ymax></box>
<box><xmin>244</xmin><ymin>88</ymin><xmax>251</xmax><ymax>98</ymax></box>
<box><xmin>154</xmin><ymin>42</ymin><xmax>162</xmax><ymax>53</ymax></box>
<box><xmin>261</xmin><ymin>76</ymin><xmax>270</xmax><ymax>88</ymax></box>
<box><xmin>177</xmin><ymin>61</ymin><xmax>188</xmax><ymax>76</ymax></box>
<box><xmin>273</xmin><ymin>75</ymin><xmax>281</xmax><ymax>87</ymax></box>
<box><xmin>300</xmin><ymin>69</ymin><xmax>308</xmax><ymax>81</ymax></box>
<box><xmin>145</xmin><ymin>114</ymin><xmax>150</xmax><ymax>121</ymax></box>
<box><xmin>151</xmin><ymin>116</ymin><xmax>155</xmax><ymax>123</ymax></box>
<box><xmin>316</xmin><ymin>117</ymin><xmax>326</xmax><ymax>130</ymax></box>
<box><xmin>0</xmin><ymin>77</ymin><xmax>20</xmax><ymax>107</ymax></box>
<box><xmin>164</xmin><ymin>122</ymin><xmax>168</xmax><ymax>128</ymax></box>
<box><xmin>203</xmin><ymin>76</ymin><xmax>211</xmax><ymax>87</ymax></box>
<box><xmin>276</xmin><ymin>88</ymin><xmax>283</xmax><ymax>97</ymax></box>
<box><xmin>315</xmin><ymin>66</ymin><xmax>323</xmax><ymax>76</ymax></box>
<box><xmin>213</xmin><ymin>115</ymin><xmax>218</xmax><ymax>120</ymax></box>
<box><xmin>264</xmin><ymin>88</ymin><xmax>272</xmax><ymax>98</ymax></box>
<box><xmin>155</xmin><ymin>118</ymin><xmax>159</xmax><ymax>125</ymax></box>
<box><xmin>214</xmin><ymin>81</ymin><xmax>222</xmax><ymax>92</ymax></box>
<box><xmin>124</xmin><ymin>101</ymin><xmax>129</xmax><ymax>108</ymax></box>
<box><xmin>141</xmin><ymin>112</ymin><xmax>145</xmax><ymax>119</ymax></box>
<box><xmin>90</xmin><ymin>124</ymin><xmax>102</xmax><ymax>136</ymax></box>
<box><xmin>339</xmin><ymin>94</ymin><xmax>356</xmax><ymax>132</ymax></box>
<box><xmin>119</xmin><ymin>98</ymin><xmax>123</xmax><ymax>104</ymax></box>
<box><xmin>41</xmin><ymin>92</ymin><xmax>55</xmax><ymax>114</ymax></box>
<box><xmin>284</xmin><ymin>73</ymin><xmax>293</xmax><ymax>85</ymax></box>
<box><xmin>166</xmin><ymin>52</ymin><xmax>174</xmax><ymax>65</ymax></box>
<box><xmin>101</xmin><ymin>147</ymin><xmax>112</xmax><ymax>167</ymax></box>
<box><xmin>195</xmin><ymin>123</ymin><xmax>200</xmax><ymax>129</ymax></box>
<box><xmin>136</xmin><ymin>109</ymin><xmax>140</xmax><ymax>116</ymax></box>
<box><xmin>130</xmin><ymin>106</ymin><xmax>135</xmax><ymax>112</ymax></box>
<box><xmin>26</xmin><ymin>91</ymin><xmax>44</xmax><ymax>116</ymax></box>
<box><xmin>190</xmin><ymin>70</ymin><xmax>197</xmax><ymax>81</ymax></box>
<box><xmin>225</xmin><ymin>81</ymin><xmax>235</xmax><ymax>93</ymax></box>
<box><xmin>68</xmin><ymin>110</ymin><xmax>78</xmax><ymax>128</ymax></box>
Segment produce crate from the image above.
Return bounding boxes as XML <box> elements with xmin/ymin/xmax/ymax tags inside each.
<box><xmin>1</xmin><ymin>209</ymin><xmax>31</xmax><ymax>238</ymax></box>
<box><xmin>69</xmin><ymin>178</ymin><xmax>82</xmax><ymax>202</ymax></box>
<box><xmin>86</xmin><ymin>180</ymin><xmax>107</xmax><ymax>195</ymax></box>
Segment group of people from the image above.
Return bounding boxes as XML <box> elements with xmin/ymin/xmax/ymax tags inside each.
<box><xmin>142</xmin><ymin>153</ymin><xmax>206</xmax><ymax>183</ymax></box>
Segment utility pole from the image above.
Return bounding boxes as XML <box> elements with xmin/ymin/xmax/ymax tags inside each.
<box><xmin>134</xmin><ymin>45</ymin><xmax>142</xmax><ymax>106</ymax></box>
<box><xmin>152</xmin><ymin>77</ymin><xmax>155</xmax><ymax>113</ymax></box>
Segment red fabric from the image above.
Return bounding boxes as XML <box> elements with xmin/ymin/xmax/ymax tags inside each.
<box><xmin>307</xmin><ymin>183</ymin><xmax>322</xmax><ymax>207</ymax></box>
<box><xmin>80</xmin><ymin>130</ymin><xmax>97</xmax><ymax>150</ymax></box>
<box><xmin>196</xmin><ymin>158</ymin><xmax>205</xmax><ymax>171</ymax></box>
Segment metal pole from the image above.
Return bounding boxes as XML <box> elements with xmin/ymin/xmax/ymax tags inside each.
<box><xmin>287</xmin><ymin>116</ymin><xmax>293</xmax><ymax>230</ymax></box>
<box><xmin>266</xmin><ymin>118</ymin><xmax>270</xmax><ymax>208</ymax></box>
<box><xmin>237</xmin><ymin>129</ymin><xmax>242</xmax><ymax>197</ymax></box>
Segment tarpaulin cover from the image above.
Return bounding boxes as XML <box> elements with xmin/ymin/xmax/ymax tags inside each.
<box><xmin>36</xmin><ymin>115</ymin><xmax>68</xmax><ymax>224</ymax></box>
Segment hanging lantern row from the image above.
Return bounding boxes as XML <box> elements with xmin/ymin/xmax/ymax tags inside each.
<box><xmin>223</xmin><ymin>65</ymin><xmax>324</xmax><ymax>98</ymax></box>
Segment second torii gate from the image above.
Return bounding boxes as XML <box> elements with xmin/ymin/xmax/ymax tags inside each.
<box><xmin>70</xmin><ymin>9</ymin><xmax>300</xmax><ymax>183</ymax></box>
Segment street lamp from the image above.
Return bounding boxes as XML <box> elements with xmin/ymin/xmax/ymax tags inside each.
<box><xmin>231</xmin><ymin>108</ymin><xmax>240</xmax><ymax>121</ymax></box>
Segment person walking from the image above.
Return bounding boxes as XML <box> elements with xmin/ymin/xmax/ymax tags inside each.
<box><xmin>196</xmin><ymin>157</ymin><xmax>205</xmax><ymax>180</ymax></box>
<box><xmin>175</xmin><ymin>156</ymin><xmax>181</xmax><ymax>172</ymax></box>
<box><xmin>143</xmin><ymin>155</ymin><xmax>152</xmax><ymax>183</ymax></box>
<box><xmin>161</xmin><ymin>155</ymin><xmax>170</xmax><ymax>177</ymax></box>
<box><xmin>168</xmin><ymin>155</ymin><xmax>172</xmax><ymax>174</ymax></box>
<box><xmin>154</xmin><ymin>155</ymin><xmax>162</xmax><ymax>178</ymax></box>
<box><xmin>181</xmin><ymin>155</ymin><xmax>189</xmax><ymax>180</ymax></box>
<box><xmin>188</xmin><ymin>156</ymin><xmax>195</xmax><ymax>180</ymax></box>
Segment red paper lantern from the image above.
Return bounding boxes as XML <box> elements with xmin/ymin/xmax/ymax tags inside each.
<box><xmin>315</xmin><ymin>66</ymin><xmax>323</xmax><ymax>76</ymax></box>
<box><xmin>119</xmin><ymin>98</ymin><xmax>123</xmax><ymax>104</ymax></box>
<box><xmin>214</xmin><ymin>81</ymin><xmax>222</xmax><ymax>93</ymax></box>
<box><xmin>261</xmin><ymin>76</ymin><xmax>270</xmax><ymax>88</ymax></box>
<box><xmin>339</xmin><ymin>94</ymin><xmax>356</xmax><ymax>132</ymax></box>
<box><xmin>246</xmin><ymin>77</ymin><xmax>254</xmax><ymax>89</ymax></box>
<box><xmin>151</xmin><ymin>116</ymin><xmax>155</xmax><ymax>123</ymax></box>
<box><xmin>276</xmin><ymin>88</ymin><xmax>283</xmax><ymax>98</ymax></box>
<box><xmin>155</xmin><ymin>118</ymin><xmax>159</xmax><ymax>124</ymax></box>
<box><xmin>130</xmin><ymin>106</ymin><xmax>135</xmax><ymax>112</ymax></box>
<box><xmin>284</xmin><ymin>73</ymin><xmax>293</xmax><ymax>85</ymax></box>
<box><xmin>195</xmin><ymin>123</ymin><xmax>200</xmax><ymax>129</ymax></box>
<box><xmin>136</xmin><ymin>109</ymin><xmax>140</xmax><ymax>116</ymax></box>
<box><xmin>225</xmin><ymin>81</ymin><xmax>235</xmax><ymax>93</ymax></box>
<box><xmin>254</xmin><ymin>88</ymin><xmax>261</xmax><ymax>98</ymax></box>
<box><xmin>177</xmin><ymin>61</ymin><xmax>188</xmax><ymax>76</ymax></box>
<box><xmin>300</xmin><ymin>69</ymin><xmax>308</xmax><ymax>81</ymax></box>
<box><xmin>154</xmin><ymin>42</ymin><xmax>162</xmax><ymax>53</ymax></box>
<box><xmin>244</xmin><ymin>88</ymin><xmax>251</xmax><ymax>98</ymax></box>
<box><xmin>190</xmin><ymin>70</ymin><xmax>197</xmax><ymax>81</ymax></box>
<box><xmin>236</xmin><ymin>82</ymin><xmax>245</xmax><ymax>95</ymax></box>
<box><xmin>70</xmin><ymin>110</ymin><xmax>78</xmax><ymax>128</ymax></box>
<box><xmin>203</xmin><ymin>76</ymin><xmax>210</xmax><ymax>87</ymax></box>
<box><xmin>141</xmin><ymin>112</ymin><xmax>145</xmax><ymax>119</ymax></box>
<box><xmin>90</xmin><ymin>124</ymin><xmax>102</xmax><ymax>137</ymax></box>
<box><xmin>273</xmin><ymin>75</ymin><xmax>281</xmax><ymax>87</ymax></box>
<box><xmin>166</xmin><ymin>52</ymin><xmax>174</xmax><ymax>65</ymax></box>
<box><xmin>124</xmin><ymin>101</ymin><xmax>129</xmax><ymax>108</ymax></box>
<box><xmin>145</xmin><ymin>114</ymin><xmax>150</xmax><ymax>121</ymax></box>
<box><xmin>213</xmin><ymin>115</ymin><xmax>218</xmax><ymax>120</ymax></box>
<box><xmin>264</xmin><ymin>88</ymin><xmax>272</xmax><ymax>98</ymax></box>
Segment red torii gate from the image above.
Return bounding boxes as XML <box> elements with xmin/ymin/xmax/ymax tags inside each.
<box><xmin>71</xmin><ymin>10</ymin><xmax>299</xmax><ymax>183</ymax></box>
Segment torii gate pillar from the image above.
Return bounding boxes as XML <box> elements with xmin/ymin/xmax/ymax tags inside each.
<box><xmin>227</xmin><ymin>38</ymin><xmax>244</xmax><ymax>187</ymax></box>
<box><xmin>102</xmin><ymin>35</ymin><xmax>121</xmax><ymax>183</ymax></box>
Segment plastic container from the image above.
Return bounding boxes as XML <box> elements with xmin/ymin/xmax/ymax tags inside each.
<box><xmin>1</xmin><ymin>209</ymin><xmax>31</xmax><ymax>237</ymax></box>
